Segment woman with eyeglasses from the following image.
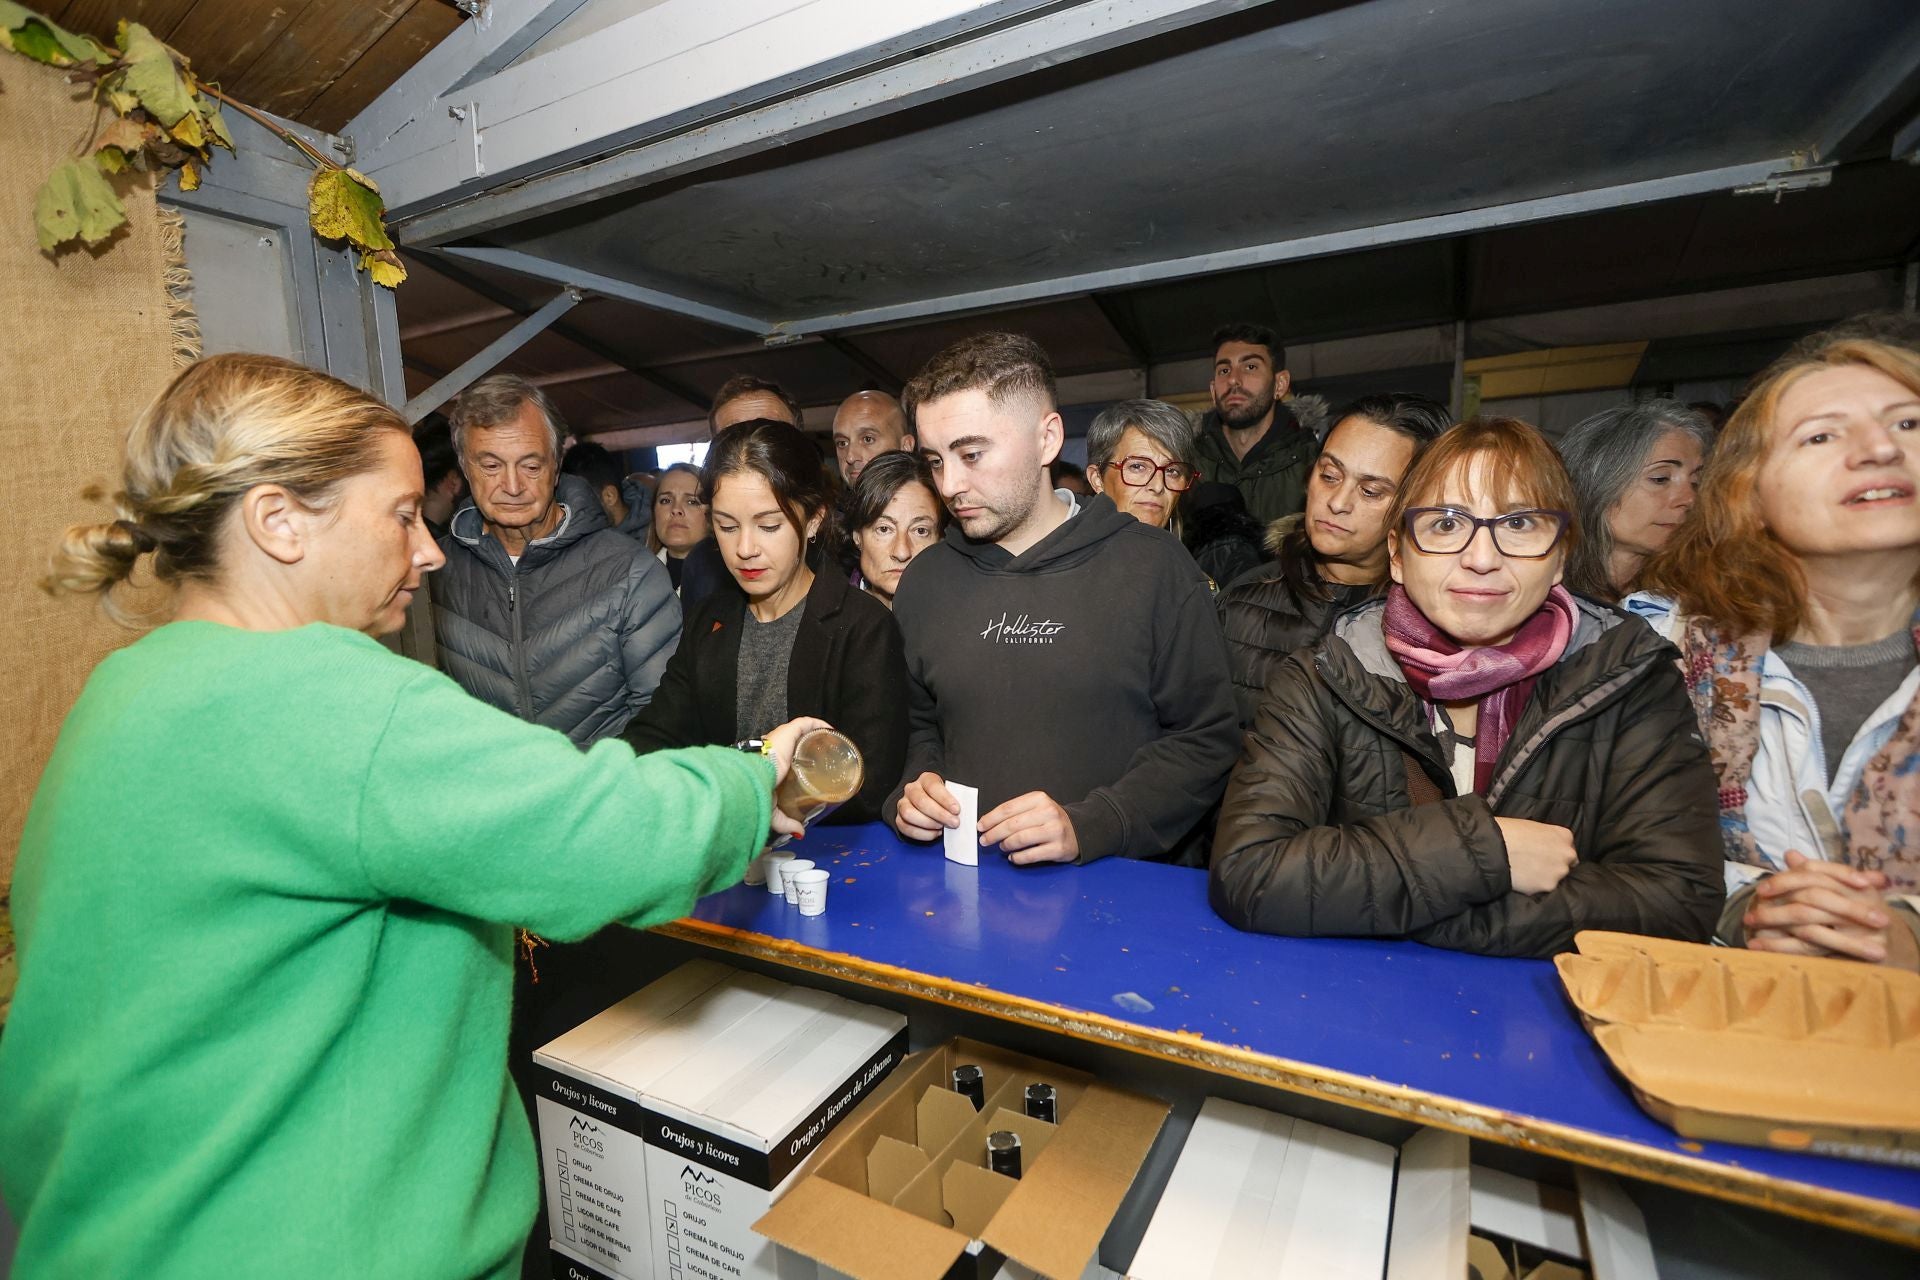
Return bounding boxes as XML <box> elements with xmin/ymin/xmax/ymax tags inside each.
<box><xmin>1210</xmin><ymin>417</ymin><xmax>1721</xmax><ymax>957</ymax></box>
<box><xmin>1084</xmin><ymin>399</ymin><xmax>1201</xmax><ymax>534</ymax></box>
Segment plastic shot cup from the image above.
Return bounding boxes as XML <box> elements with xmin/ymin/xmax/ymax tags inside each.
<box><xmin>792</xmin><ymin>868</ymin><xmax>831</xmax><ymax>917</ymax></box>
<box><xmin>782</xmin><ymin>859</ymin><xmax>816</xmax><ymax>905</ymax></box>
<box><xmin>764</xmin><ymin>851</ymin><xmax>797</xmax><ymax>896</ymax></box>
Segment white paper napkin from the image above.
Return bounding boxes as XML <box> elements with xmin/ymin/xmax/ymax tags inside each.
<box><xmin>943</xmin><ymin>781</ymin><xmax>980</xmax><ymax>866</ymax></box>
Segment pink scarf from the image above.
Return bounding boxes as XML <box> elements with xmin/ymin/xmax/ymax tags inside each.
<box><xmin>1383</xmin><ymin>584</ymin><xmax>1577</xmax><ymax>792</ymax></box>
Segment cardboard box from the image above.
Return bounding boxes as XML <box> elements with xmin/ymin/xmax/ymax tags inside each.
<box><xmin>755</xmin><ymin>1037</ymin><xmax>1169</xmax><ymax>1280</ymax></box>
<box><xmin>1556</xmin><ymin>930</ymin><xmax>1920</xmax><ymax>1166</ymax></box>
<box><xmin>534</xmin><ymin>961</ymin><xmax>908</xmax><ymax>1280</ymax></box>
<box><xmin>1385</xmin><ymin>1128</ymin><xmax>1657</xmax><ymax>1280</ymax></box>
<box><xmin>1126</xmin><ymin>1097</ymin><xmax>1396</xmax><ymax>1279</ymax></box>
<box><xmin>549</xmin><ymin>1238</ymin><xmax>622</xmax><ymax>1280</ymax></box>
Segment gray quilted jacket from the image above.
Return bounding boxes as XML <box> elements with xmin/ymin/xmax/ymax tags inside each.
<box><xmin>432</xmin><ymin>475</ymin><xmax>681</xmax><ymax>746</ymax></box>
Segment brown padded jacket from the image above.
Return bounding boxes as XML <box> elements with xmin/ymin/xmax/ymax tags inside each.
<box><xmin>1210</xmin><ymin>596</ymin><xmax>1722</xmax><ymax>957</ymax></box>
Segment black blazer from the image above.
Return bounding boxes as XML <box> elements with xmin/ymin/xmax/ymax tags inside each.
<box><xmin>622</xmin><ymin>567</ymin><xmax>909</xmax><ymax>823</ymax></box>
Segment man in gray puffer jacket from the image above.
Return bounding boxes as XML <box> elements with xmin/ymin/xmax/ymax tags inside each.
<box><xmin>432</xmin><ymin>375</ymin><xmax>680</xmax><ymax>747</ymax></box>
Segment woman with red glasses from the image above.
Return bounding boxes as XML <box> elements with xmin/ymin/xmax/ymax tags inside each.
<box><xmin>1211</xmin><ymin>417</ymin><xmax>1721</xmax><ymax>957</ymax></box>
<box><xmin>1083</xmin><ymin>399</ymin><xmax>1201</xmax><ymax>534</ymax></box>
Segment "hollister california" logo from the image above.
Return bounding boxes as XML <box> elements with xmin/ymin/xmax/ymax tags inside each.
<box><xmin>980</xmin><ymin>612</ymin><xmax>1066</xmax><ymax>644</ymax></box>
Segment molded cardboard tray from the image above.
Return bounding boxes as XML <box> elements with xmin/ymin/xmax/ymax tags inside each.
<box><xmin>1555</xmin><ymin>931</ymin><xmax>1920</xmax><ymax>1166</ymax></box>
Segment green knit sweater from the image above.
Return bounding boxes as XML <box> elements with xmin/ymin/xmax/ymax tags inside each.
<box><xmin>0</xmin><ymin>621</ymin><xmax>774</xmax><ymax>1278</ymax></box>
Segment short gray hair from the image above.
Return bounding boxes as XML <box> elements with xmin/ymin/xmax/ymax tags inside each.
<box><xmin>1558</xmin><ymin>398</ymin><xmax>1714</xmax><ymax>599</ymax></box>
<box><xmin>1086</xmin><ymin>399</ymin><xmax>1199</xmax><ymax>473</ymax></box>
<box><xmin>449</xmin><ymin>374</ymin><xmax>565</xmax><ymax>461</ymax></box>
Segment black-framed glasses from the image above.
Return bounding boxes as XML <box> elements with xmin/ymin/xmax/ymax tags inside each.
<box><xmin>1107</xmin><ymin>455</ymin><xmax>1199</xmax><ymax>492</ymax></box>
<box><xmin>1401</xmin><ymin>507</ymin><xmax>1570</xmax><ymax>558</ymax></box>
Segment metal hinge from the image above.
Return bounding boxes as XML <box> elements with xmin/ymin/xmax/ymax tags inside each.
<box><xmin>1732</xmin><ymin>164</ymin><xmax>1835</xmax><ymax>203</ymax></box>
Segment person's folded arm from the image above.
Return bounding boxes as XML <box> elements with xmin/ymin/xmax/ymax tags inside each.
<box><xmin>1210</xmin><ymin>654</ymin><xmax>1510</xmax><ymax>935</ymax></box>
<box><xmin>1411</xmin><ymin>660</ymin><xmax>1723</xmax><ymax>958</ymax></box>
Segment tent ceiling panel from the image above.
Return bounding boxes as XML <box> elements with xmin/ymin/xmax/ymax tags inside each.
<box><xmin>48</xmin><ymin>0</ymin><xmax>461</xmax><ymax>133</ymax></box>
<box><xmin>474</xmin><ymin>0</ymin><xmax>1920</xmax><ymax>330</ymax></box>
<box><xmin>838</xmin><ymin>297</ymin><xmax>1143</xmax><ymax>380</ymax></box>
<box><xmin>1108</xmin><ymin>239</ymin><xmax>1459</xmax><ymax>359</ymax></box>
<box><xmin>1468</xmin><ymin>162</ymin><xmax>1920</xmax><ymax>317</ymax></box>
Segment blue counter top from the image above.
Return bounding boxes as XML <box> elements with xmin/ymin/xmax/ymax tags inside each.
<box><xmin>664</xmin><ymin>823</ymin><xmax>1920</xmax><ymax>1246</ymax></box>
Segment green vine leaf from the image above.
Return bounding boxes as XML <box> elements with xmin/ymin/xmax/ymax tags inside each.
<box><xmin>3</xmin><ymin>9</ymin><xmax>402</xmax><ymax>287</ymax></box>
<box><xmin>110</xmin><ymin>20</ymin><xmax>193</xmax><ymax>127</ymax></box>
<box><xmin>35</xmin><ymin>155</ymin><xmax>126</xmax><ymax>251</ymax></box>
<box><xmin>0</xmin><ymin>1</ymin><xmax>108</xmax><ymax>65</ymax></box>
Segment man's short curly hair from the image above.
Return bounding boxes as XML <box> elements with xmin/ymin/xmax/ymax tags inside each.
<box><xmin>900</xmin><ymin>332</ymin><xmax>1056</xmax><ymax>427</ymax></box>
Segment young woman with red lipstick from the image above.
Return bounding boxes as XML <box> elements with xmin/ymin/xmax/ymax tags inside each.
<box><xmin>1632</xmin><ymin>324</ymin><xmax>1920</xmax><ymax>971</ymax></box>
<box><xmin>623</xmin><ymin>419</ymin><xmax>909</xmax><ymax>824</ymax></box>
<box><xmin>1212</xmin><ymin>417</ymin><xmax>1721</xmax><ymax>958</ymax></box>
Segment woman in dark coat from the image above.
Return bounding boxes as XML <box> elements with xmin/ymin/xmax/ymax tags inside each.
<box><xmin>1211</xmin><ymin>417</ymin><xmax>1722</xmax><ymax>958</ymax></box>
<box><xmin>623</xmin><ymin>420</ymin><xmax>908</xmax><ymax>823</ymax></box>
<box><xmin>1217</xmin><ymin>393</ymin><xmax>1449</xmax><ymax>726</ymax></box>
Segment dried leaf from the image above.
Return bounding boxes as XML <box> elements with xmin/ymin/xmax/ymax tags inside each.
<box><xmin>169</xmin><ymin>110</ymin><xmax>204</xmax><ymax>149</ymax></box>
<box><xmin>96</xmin><ymin>146</ymin><xmax>128</xmax><ymax>174</ymax></box>
<box><xmin>95</xmin><ymin>115</ymin><xmax>158</xmax><ymax>155</ymax></box>
<box><xmin>178</xmin><ymin>159</ymin><xmax>199</xmax><ymax>191</ymax></box>
<box><xmin>361</xmin><ymin>248</ymin><xmax>407</xmax><ymax>289</ymax></box>
<box><xmin>0</xmin><ymin>1</ymin><xmax>109</xmax><ymax>66</ymax></box>
<box><xmin>111</xmin><ymin>22</ymin><xmax>193</xmax><ymax>127</ymax></box>
<box><xmin>35</xmin><ymin>156</ymin><xmax>127</xmax><ymax>252</ymax></box>
<box><xmin>309</xmin><ymin>167</ymin><xmax>393</xmax><ymax>252</ymax></box>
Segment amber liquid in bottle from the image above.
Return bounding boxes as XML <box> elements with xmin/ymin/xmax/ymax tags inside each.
<box><xmin>770</xmin><ymin>728</ymin><xmax>864</xmax><ymax>848</ymax></box>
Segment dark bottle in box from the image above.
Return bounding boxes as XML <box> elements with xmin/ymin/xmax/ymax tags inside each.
<box><xmin>987</xmin><ymin>1129</ymin><xmax>1022</xmax><ymax>1179</ymax></box>
<box><xmin>952</xmin><ymin>1064</ymin><xmax>985</xmax><ymax>1111</ymax></box>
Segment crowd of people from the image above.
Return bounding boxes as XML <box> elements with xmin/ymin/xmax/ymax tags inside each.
<box><xmin>396</xmin><ymin>317</ymin><xmax>1920</xmax><ymax>969</ymax></box>
<box><xmin>8</xmin><ymin>313</ymin><xmax>1920</xmax><ymax>1276</ymax></box>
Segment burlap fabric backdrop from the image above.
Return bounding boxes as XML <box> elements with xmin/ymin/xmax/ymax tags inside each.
<box><xmin>0</xmin><ymin>56</ymin><xmax>200</xmax><ymax>1017</ymax></box>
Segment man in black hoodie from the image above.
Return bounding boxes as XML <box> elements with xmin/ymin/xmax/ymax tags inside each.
<box><xmin>885</xmin><ymin>333</ymin><xmax>1241</xmax><ymax>866</ymax></box>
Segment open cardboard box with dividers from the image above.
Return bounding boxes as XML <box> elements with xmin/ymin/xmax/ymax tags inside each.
<box><xmin>1556</xmin><ymin>930</ymin><xmax>1920</xmax><ymax>1166</ymax></box>
<box><xmin>754</xmin><ymin>1037</ymin><xmax>1169</xmax><ymax>1280</ymax></box>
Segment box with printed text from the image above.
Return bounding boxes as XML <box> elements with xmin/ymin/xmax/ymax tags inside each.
<box><xmin>533</xmin><ymin>960</ymin><xmax>907</xmax><ymax>1280</ymax></box>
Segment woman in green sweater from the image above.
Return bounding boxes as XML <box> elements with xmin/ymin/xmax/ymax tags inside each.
<box><xmin>0</xmin><ymin>354</ymin><xmax>821</xmax><ymax>1279</ymax></box>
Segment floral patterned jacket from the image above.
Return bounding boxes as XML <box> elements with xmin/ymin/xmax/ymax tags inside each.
<box><xmin>1624</xmin><ymin>594</ymin><xmax>1920</xmax><ymax>898</ymax></box>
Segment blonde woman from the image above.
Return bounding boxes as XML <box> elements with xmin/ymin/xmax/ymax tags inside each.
<box><xmin>0</xmin><ymin>354</ymin><xmax>823</xmax><ymax>1278</ymax></box>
